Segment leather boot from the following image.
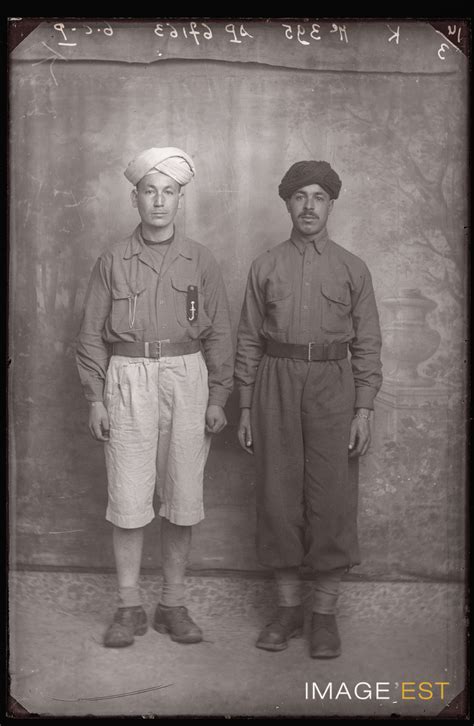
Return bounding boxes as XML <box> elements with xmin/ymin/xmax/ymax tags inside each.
<box><xmin>310</xmin><ymin>612</ymin><xmax>341</xmax><ymax>658</ymax></box>
<box><xmin>103</xmin><ymin>606</ymin><xmax>148</xmax><ymax>648</ymax></box>
<box><xmin>256</xmin><ymin>605</ymin><xmax>304</xmax><ymax>651</ymax></box>
<box><xmin>153</xmin><ymin>604</ymin><xmax>203</xmax><ymax>644</ymax></box>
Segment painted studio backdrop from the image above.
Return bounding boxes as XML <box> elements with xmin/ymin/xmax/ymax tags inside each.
<box><xmin>10</xmin><ymin>20</ymin><xmax>467</xmax><ymax>580</ymax></box>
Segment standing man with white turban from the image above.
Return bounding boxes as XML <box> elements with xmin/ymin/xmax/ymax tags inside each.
<box><xmin>76</xmin><ymin>147</ymin><xmax>233</xmax><ymax>647</ymax></box>
<box><xmin>235</xmin><ymin>160</ymin><xmax>382</xmax><ymax>658</ymax></box>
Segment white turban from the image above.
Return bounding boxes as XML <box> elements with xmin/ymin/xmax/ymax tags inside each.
<box><xmin>124</xmin><ymin>146</ymin><xmax>195</xmax><ymax>186</ymax></box>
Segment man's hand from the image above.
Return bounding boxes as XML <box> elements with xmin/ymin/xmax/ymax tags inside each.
<box><xmin>237</xmin><ymin>408</ymin><xmax>253</xmax><ymax>454</ymax></box>
<box><xmin>88</xmin><ymin>402</ymin><xmax>110</xmax><ymax>442</ymax></box>
<box><xmin>205</xmin><ymin>404</ymin><xmax>227</xmax><ymax>434</ymax></box>
<box><xmin>348</xmin><ymin>409</ymin><xmax>371</xmax><ymax>458</ymax></box>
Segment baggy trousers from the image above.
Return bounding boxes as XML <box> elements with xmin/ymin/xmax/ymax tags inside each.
<box><xmin>251</xmin><ymin>354</ymin><xmax>360</xmax><ymax>573</ymax></box>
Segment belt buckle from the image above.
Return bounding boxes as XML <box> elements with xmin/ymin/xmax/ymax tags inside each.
<box><xmin>145</xmin><ymin>340</ymin><xmax>162</xmax><ymax>359</ymax></box>
<box><xmin>308</xmin><ymin>342</ymin><xmax>315</xmax><ymax>362</ymax></box>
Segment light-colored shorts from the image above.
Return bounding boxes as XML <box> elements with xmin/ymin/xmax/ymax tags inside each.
<box><xmin>104</xmin><ymin>352</ymin><xmax>211</xmax><ymax>528</ymax></box>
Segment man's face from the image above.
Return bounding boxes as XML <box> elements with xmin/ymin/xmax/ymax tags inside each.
<box><xmin>132</xmin><ymin>170</ymin><xmax>182</xmax><ymax>231</ymax></box>
<box><xmin>286</xmin><ymin>183</ymin><xmax>334</xmax><ymax>238</ymax></box>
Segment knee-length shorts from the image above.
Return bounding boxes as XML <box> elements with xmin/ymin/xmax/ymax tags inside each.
<box><xmin>104</xmin><ymin>352</ymin><xmax>211</xmax><ymax>529</ymax></box>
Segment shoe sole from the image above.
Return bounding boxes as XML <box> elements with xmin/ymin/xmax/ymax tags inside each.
<box><xmin>310</xmin><ymin>650</ymin><xmax>341</xmax><ymax>659</ymax></box>
<box><xmin>153</xmin><ymin>622</ymin><xmax>202</xmax><ymax>644</ymax></box>
<box><xmin>256</xmin><ymin>628</ymin><xmax>303</xmax><ymax>652</ymax></box>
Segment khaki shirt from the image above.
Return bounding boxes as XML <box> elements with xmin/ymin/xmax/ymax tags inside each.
<box><xmin>235</xmin><ymin>227</ymin><xmax>382</xmax><ymax>409</ymax></box>
<box><xmin>76</xmin><ymin>225</ymin><xmax>233</xmax><ymax>406</ymax></box>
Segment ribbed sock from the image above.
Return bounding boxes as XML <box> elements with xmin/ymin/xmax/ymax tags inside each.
<box><xmin>312</xmin><ymin>569</ymin><xmax>344</xmax><ymax>614</ymax></box>
<box><xmin>160</xmin><ymin>582</ymin><xmax>186</xmax><ymax>608</ymax></box>
<box><xmin>275</xmin><ymin>567</ymin><xmax>303</xmax><ymax>607</ymax></box>
<box><xmin>118</xmin><ymin>585</ymin><xmax>142</xmax><ymax>608</ymax></box>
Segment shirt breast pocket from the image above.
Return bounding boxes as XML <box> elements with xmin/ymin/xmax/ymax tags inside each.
<box><xmin>171</xmin><ymin>276</ymin><xmax>212</xmax><ymax>331</ymax></box>
<box><xmin>110</xmin><ymin>286</ymin><xmax>148</xmax><ymax>334</ymax></box>
<box><xmin>262</xmin><ymin>280</ymin><xmax>293</xmax><ymax>333</ymax></box>
<box><xmin>321</xmin><ymin>282</ymin><xmax>352</xmax><ymax>334</ymax></box>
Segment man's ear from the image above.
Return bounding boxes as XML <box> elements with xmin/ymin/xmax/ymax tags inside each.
<box><xmin>285</xmin><ymin>199</ymin><xmax>291</xmax><ymax>213</ymax></box>
<box><xmin>327</xmin><ymin>199</ymin><xmax>335</xmax><ymax>216</ymax></box>
<box><xmin>177</xmin><ymin>190</ymin><xmax>184</xmax><ymax>209</ymax></box>
<box><xmin>131</xmin><ymin>188</ymin><xmax>138</xmax><ymax>208</ymax></box>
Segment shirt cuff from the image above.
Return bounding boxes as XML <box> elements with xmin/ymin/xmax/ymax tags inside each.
<box><xmin>354</xmin><ymin>386</ymin><xmax>377</xmax><ymax>410</ymax></box>
<box><xmin>84</xmin><ymin>381</ymin><xmax>105</xmax><ymax>403</ymax></box>
<box><xmin>208</xmin><ymin>386</ymin><xmax>231</xmax><ymax>408</ymax></box>
<box><xmin>239</xmin><ymin>385</ymin><xmax>254</xmax><ymax>409</ymax></box>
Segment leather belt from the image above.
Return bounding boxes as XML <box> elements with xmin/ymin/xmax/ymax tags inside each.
<box><xmin>112</xmin><ymin>339</ymin><xmax>201</xmax><ymax>359</ymax></box>
<box><xmin>265</xmin><ymin>341</ymin><xmax>348</xmax><ymax>362</ymax></box>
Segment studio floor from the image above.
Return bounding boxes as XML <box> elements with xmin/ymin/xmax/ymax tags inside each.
<box><xmin>8</xmin><ymin>571</ymin><xmax>466</xmax><ymax>719</ymax></box>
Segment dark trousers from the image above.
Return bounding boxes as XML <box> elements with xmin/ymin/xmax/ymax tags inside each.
<box><xmin>251</xmin><ymin>355</ymin><xmax>360</xmax><ymax>573</ymax></box>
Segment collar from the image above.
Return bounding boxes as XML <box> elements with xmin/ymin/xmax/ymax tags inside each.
<box><xmin>290</xmin><ymin>226</ymin><xmax>329</xmax><ymax>255</ymax></box>
<box><xmin>123</xmin><ymin>224</ymin><xmax>193</xmax><ymax>261</ymax></box>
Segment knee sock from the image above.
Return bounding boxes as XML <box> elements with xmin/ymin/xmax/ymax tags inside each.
<box><xmin>118</xmin><ymin>585</ymin><xmax>142</xmax><ymax>608</ymax></box>
<box><xmin>275</xmin><ymin>567</ymin><xmax>303</xmax><ymax>607</ymax></box>
<box><xmin>160</xmin><ymin>519</ymin><xmax>191</xmax><ymax>608</ymax></box>
<box><xmin>113</xmin><ymin>525</ymin><xmax>144</xmax><ymax>608</ymax></box>
<box><xmin>312</xmin><ymin>569</ymin><xmax>345</xmax><ymax>614</ymax></box>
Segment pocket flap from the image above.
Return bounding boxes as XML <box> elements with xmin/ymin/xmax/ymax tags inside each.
<box><xmin>321</xmin><ymin>283</ymin><xmax>350</xmax><ymax>305</ymax></box>
<box><xmin>171</xmin><ymin>277</ymin><xmax>197</xmax><ymax>293</ymax></box>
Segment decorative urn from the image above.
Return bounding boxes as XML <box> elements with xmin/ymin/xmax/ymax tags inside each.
<box><xmin>381</xmin><ymin>288</ymin><xmax>441</xmax><ymax>387</ymax></box>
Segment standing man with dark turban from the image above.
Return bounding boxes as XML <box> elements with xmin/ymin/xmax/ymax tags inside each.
<box><xmin>76</xmin><ymin>147</ymin><xmax>233</xmax><ymax>648</ymax></box>
<box><xmin>235</xmin><ymin>160</ymin><xmax>382</xmax><ymax>658</ymax></box>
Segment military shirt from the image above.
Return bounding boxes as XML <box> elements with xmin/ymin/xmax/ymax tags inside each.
<box><xmin>235</xmin><ymin>227</ymin><xmax>382</xmax><ymax>409</ymax></box>
<box><xmin>76</xmin><ymin>225</ymin><xmax>233</xmax><ymax>406</ymax></box>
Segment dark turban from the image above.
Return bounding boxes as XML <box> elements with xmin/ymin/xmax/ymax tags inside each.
<box><xmin>278</xmin><ymin>160</ymin><xmax>342</xmax><ymax>200</ymax></box>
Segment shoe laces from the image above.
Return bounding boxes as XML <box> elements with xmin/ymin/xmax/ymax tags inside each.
<box><xmin>163</xmin><ymin>605</ymin><xmax>191</xmax><ymax>624</ymax></box>
<box><xmin>273</xmin><ymin>606</ymin><xmax>301</xmax><ymax>627</ymax></box>
<box><xmin>312</xmin><ymin>614</ymin><xmax>338</xmax><ymax>633</ymax></box>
